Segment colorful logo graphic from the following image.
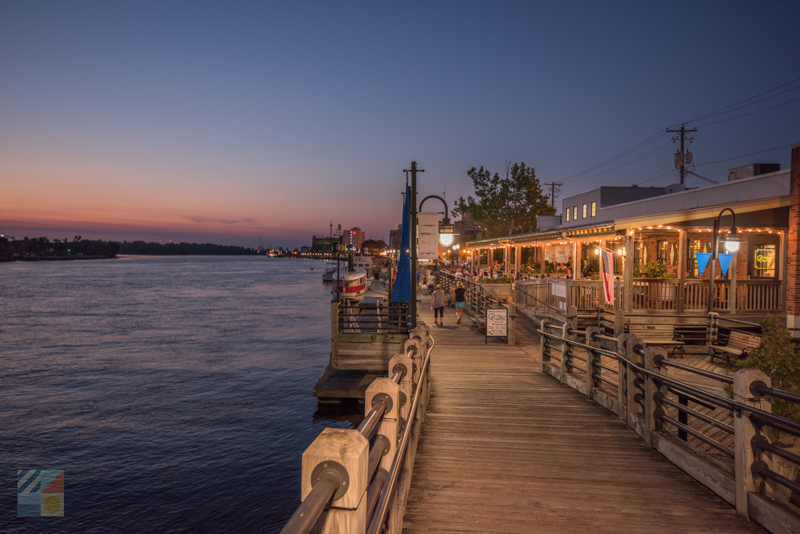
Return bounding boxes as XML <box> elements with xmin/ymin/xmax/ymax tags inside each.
<box><xmin>17</xmin><ymin>470</ymin><xmax>64</xmax><ymax>517</ymax></box>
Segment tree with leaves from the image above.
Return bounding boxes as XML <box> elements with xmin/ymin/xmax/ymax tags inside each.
<box><xmin>452</xmin><ymin>161</ymin><xmax>555</xmax><ymax>239</ymax></box>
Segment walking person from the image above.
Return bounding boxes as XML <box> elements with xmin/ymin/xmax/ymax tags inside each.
<box><xmin>430</xmin><ymin>284</ymin><xmax>446</xmax><ymax>327</ymax></box>
<box><xmin>427</xmin><ymin>273</ymin><xmax>435</xmax><ymax>295</ymax></box>
<box><xmin>454</xmin><ymin>281</ymin><xmax>466</xmax><ymax>325</ymax></box>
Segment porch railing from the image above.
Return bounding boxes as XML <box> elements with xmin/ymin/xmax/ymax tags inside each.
<box><xmin>517</xmin><ymin>278</ymin><xmax>782</xmax><ymax>314</ymax></box>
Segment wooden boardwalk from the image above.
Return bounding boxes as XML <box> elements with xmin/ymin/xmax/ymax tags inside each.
<box><xmin>402</xmin><ymin>297</ymin><xmax>763</xmax><ymax>533</ymax></box>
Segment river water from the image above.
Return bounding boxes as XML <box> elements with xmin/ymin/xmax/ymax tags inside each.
<box><xmin>0</xmin><ymin>256</ymin><xmax>357</xmax><ymax>533</ymax></box>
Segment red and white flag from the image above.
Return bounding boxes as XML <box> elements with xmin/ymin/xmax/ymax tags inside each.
<box><xmin>601</xmin><ymin>250</ymin><xmax>615</xmax><ymax>305</ymax></box>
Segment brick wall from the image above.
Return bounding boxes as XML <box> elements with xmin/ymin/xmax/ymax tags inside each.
<box><xmin>787</xmin><ymin>143</ymin><xmax>800</xmax><ymax>336</ymax></box>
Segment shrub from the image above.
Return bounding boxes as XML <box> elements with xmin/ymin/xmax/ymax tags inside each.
<box><xmin>726</xmin><ymin>316</ymin><xmax>800</xmax><ymax>443</ymax></box>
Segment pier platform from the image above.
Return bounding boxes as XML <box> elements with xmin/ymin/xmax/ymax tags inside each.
<box><xmin>401</xmin><ymin>296</ymin><xmax>762</xmax><ymax>533</ymax></box>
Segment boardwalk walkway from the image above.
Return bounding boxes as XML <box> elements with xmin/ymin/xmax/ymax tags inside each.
<box><xmin>402</xmin><ymin>295</ymin><xmax>762</xmax><ymax>533</ymax></box>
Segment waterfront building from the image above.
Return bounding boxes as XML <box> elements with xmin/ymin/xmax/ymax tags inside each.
<box><xmin>345</xmin><ymin>227</ymin><xmax>365</xmax><ymax>250</ymax></box>
<box><xmin>467</xmin><ymin>142</ymin><xmax>800</xmax><ymax>336</ymax></box>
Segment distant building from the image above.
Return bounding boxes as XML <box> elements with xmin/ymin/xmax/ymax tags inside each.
<box><xmin>300</xmin><ymin>246</ymin><xmax>310</xmax><ymax>254</ymax></box>
<box><xmin>389</xmin><ymin>225</ymin><xmax>401</xmax><ymax>249</ymax></box>
<box><xmin>345</xmin><ymin>227</ymin><xmax>365</xmax><ymax>250</ymax></box>
<box><xmin>455</xmin><ymin>213</ymin><xmax>479</xmax><ymax>242</ymax></box>
<box><xmin>312</xmin><ymin>236</ymin><xmax>338</xmax><ymax>253</ymax></box>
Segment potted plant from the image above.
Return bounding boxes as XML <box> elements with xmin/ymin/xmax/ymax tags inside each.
<box><xmin>735</xmin><ymin>316</ymin><xmax>800</xmax><ymax>503</ymax></box>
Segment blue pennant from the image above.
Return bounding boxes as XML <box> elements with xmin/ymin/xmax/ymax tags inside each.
<box><xmin>718</xmin><ymin>253</ymin><xmax>734</xmax><ymax>277</ymax></box>
<box><xmin>695</xmin><ymin>253</ymin><xmax>711</xmax><ymax>277</ymax></box>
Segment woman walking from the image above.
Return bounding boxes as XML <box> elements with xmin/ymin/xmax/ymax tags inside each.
<box><xmin>454</xmin><ymin>281</ymin><xmax>466</xmax><ymax>325</ymax></box>
<box><xmin>430</xmin><ymin>284</ymin><xmax>446</xmax><ymax>327</ymax></box>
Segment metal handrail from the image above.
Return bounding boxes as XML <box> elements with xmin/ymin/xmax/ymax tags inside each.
<box><xmin>544</xmin><ymin>328</ymin><xmax>800</xmax><ymax>439</ymax></box>
<box><xmin>655</xmin><ymin>393</ymin><xmax>733</xmax><ymax>434</ymax></box>
<box><xmin>280</xmin><ymin>471</ymin><xmax>342</xmax><ymax>534</ymax></box>
<box><xmin>657</xmin><ymin>358</ymin><xmax>733</xmax><ymax>385</ymax></box>
<box><xmin>367</xmin><ymin>334</ymin><xmax>435</xmax><ymax>534</ymax></box>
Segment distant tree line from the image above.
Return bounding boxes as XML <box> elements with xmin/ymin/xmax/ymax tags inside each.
<box><xmin>0</xmin><ymin>235</ymin><xmax>119</xmax><ymax>259</ymax></box>
<box><xmin>117</xmin><ymin>241</ymin><xmax>259</xmax><ymax>255</ymax></box>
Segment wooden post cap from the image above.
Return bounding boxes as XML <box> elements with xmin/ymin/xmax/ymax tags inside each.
<box><xmin>301</xmin><ymin>428</ymin><xmax>369</xmax><ymax>509</ymax></box>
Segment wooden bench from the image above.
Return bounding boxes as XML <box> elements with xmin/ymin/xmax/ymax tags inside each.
<box><xmin>628</xmin><ymin>324</ymin><xmax>685</xmax><ymax>357</ymax></box>
<box><xmin>711</xmin><ymin>331</ymin><xmax>761</xmax><ymax>364</ymax></box>
<box><xmin>674</xmin><ymin>325</ymin><xmax>709</xmax><ymax>345</ymax></box>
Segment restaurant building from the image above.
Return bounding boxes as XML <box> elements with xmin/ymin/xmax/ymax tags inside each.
<box><xmin>467</xmin><ymin>142</ymin><xmax>800</xmax><ymax>337</ymax></box>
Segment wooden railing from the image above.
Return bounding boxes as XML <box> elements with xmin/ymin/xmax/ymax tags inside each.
<box><xmin>538</xmin><ymin>323</ymin><xmax>800</xmax><ymax>533</ymax></box>
<box><xmin>337</xmin><ymin>301</ymin><xmax>410</xmax><ymax>335</ymax></box>
<box><xmin>516</xmin><ymin>278</ymin><xmax>783</xmax><ymax>314</ymax></box>
<box><xmin>282</xmin><ymin>325</ymin><xmax>433</xmax><ymax>534</ymax></box>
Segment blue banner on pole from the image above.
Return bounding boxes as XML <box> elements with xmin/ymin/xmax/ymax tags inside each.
<box><xmin>695</xmin><ymin>252</ymin><xmax>711</xmax><ymax>277</ymax></box>
<box><xmin>718</xmin><ymin>253</ymin><xmax>734</xmax><ymax>277</ymax></box>
<box><xmin>391</xmin><ymin>186</ymin><xmax>411</xmax><ymax>303</ymax></box>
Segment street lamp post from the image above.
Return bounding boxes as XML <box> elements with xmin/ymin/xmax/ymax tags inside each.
<box><xmin>405</xmin><ymin>162</ymin><xmax>424</xmax><ymax>328</ymax></box>
<box><xmin>707</xmin><ymin>208</ymin><xmax>741</xmax><ymax>314</ymax></box>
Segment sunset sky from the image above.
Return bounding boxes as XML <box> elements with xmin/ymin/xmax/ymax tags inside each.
<box><xmin>2</xmin><ymin>1</ymin><xmax>799</xmax><ymax>248</ymax></box>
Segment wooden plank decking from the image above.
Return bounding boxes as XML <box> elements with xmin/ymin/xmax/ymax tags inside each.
<box><xmin>402</xmin><ymin>297</ymin><xmax>763</xmax><ymax>533</ymax></box>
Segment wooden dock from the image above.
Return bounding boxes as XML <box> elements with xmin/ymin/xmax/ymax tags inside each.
<box><xmin>402</xmin><ymin>297</ymin><xmax>763</xmax><ymax>533</ymax></box>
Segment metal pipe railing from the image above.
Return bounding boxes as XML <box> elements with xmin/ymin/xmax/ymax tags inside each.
<box><xmin>655</xmin><ymin>392</ymin><xmax>733</xmax><ymax>434</ymax></box>
<box><xmin>656</xmin><ymin>357</ymin><xmax>733</xmax><ymax>384</ymax></box>
<box><xmin>365</xmin><ymin>468</ymin><xmax>389</xmax><ymax>521</ymax></box>
<box><xmin>752</xmin><ymin>461</ymin><xmax>800</xmax><ymax>494</ymax></box>
<box><xmin>358</xmin><ymin>401</ymin><xmax>387</xmax><ymax>438</ymax></box>
<box><xmin>367</xmin><ymin>435</ymin><xmax>391</xmax><ymax>481</ymax></box>
<box><xmin>366</xmin><ymin>335</ymin><xmax>435</xmax><ymax>534</ymax></box>
<box><xmin>751</xmin><ymin>381</ymin><xmax>800</xmax><ymax>404</ymax></box>
<box><xmin>280</xmin><ymin>472</ymin><xmax>342</xmax><ymax>534</ymax></box>
<box><xmin>655</xmin><ymin>410</ymin><xmax>734</xmax><ymax>458</ymax></box>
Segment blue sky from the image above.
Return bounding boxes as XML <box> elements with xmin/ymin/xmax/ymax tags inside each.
<box><xmin>2</xmin><ymin>1</ymin><xmax>798</xmax><ymax>247</ymax></box>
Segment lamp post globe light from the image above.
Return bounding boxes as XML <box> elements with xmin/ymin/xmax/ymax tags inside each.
<box><xmin>707</xmin><ymin>208</ymin><xmax>741</xmax><ymax>313</ymax></box>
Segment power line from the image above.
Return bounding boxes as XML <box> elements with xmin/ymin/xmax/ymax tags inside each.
<box><xmin>695</xmin><ymin>96</ymin><xmax>800</xmax><ymax>128</ymax></box>
<box><xmin>637</xmin><ymin>168</ymin><xmax>676</xmax><ymax>186</ymax></box>
<box><xmin>557</xmin><ymin>130</ymin><xmax>667</xmax><ymax>182</ymax></box>
<box><xmin>564</xmin><ymin>140</ymin><xmax>672</xmax><ymax>184</ymax></box>
<box><xmin>694</xmin><ymin>144</ymin><xmax>794</xmax><ymax>167</ymax></box>
<box><xmin>675</xmin><ymin>76</ymin><xmax>800</xmax><ymax>126</ymax></box>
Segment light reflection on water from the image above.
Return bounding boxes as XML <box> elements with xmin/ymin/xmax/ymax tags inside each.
<box><xmin>0</xmin><ymin>256</ymin><xmax>359</xmax><ymax>533</ymax></box>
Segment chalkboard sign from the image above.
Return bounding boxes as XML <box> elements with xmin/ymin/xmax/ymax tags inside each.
<box><xmin>485</xmin><ymin>307</ymin><xmax>508</xmax><ymax>343</ymax></box>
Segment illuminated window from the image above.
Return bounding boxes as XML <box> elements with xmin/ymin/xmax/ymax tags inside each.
<box><xmin>565</xmin><ymin>208</ymin><xmax>570</xmax><ymax>222</ymax></box>
<box><xmin>591</xmin><ymin>201</ymin><xmax>596</xmax><ymax>217</ymax></box>
<box><xmin>753</xmin><ymin>245</ymin><xmax>776</xmax><ymax>278</ymax></box>
<box><xmin>582</xmin><ymin>204</ymin><xmax>587</xmax><ymax>218</ymax></box>
<box><xmin>573</xmin><ymin>206</ymin><xmax>578</xmax><ymax>220</ymax></box>
<box><xmin>688</xmin><ymin>239</ymin><xmax>702</xmax><ymax>277</ymax></box>
<box><xmin>657</xmin><ymin>240</ymin><xmax>668</xmax><ymax>263</ymax></box>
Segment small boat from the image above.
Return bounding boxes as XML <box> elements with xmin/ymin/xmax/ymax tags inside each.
<box><xmin>332</xmin><ymin>269</ymin><xmax>369</xmax><ymax>302</ymax></box>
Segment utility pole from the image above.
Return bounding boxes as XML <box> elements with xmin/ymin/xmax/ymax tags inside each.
<box><xmin>404</xmin><ymin>161</ymin><xmax>423</xmax><ymax>328</ymax></box>
<box><xmin>666</xmin><ymin>124</ymin><xmax>697</xmax><ymax>185</ymax></box>
<box><xmin>544</xmin><ymin>182</ymin><xmax>562</xmax><ymax>208</ymax></box>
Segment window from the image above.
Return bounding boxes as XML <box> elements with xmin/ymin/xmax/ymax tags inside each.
<box><xmin>582</xmin><ymin>204</ymin><xmax>587</xmax><ymax>219</ymax></box>
<box><xmin>657</xmin><ymin>240</ymin><xmax>668</xmax><ymax>264</ymax></box>
<box><xmin>591</xmin><ymin>201</ymin><xmax>596</xmax><ymax>217</ymax></box>
<box><xmin>573</xmin><ymin>206</ymin><xmax>578</xmax><ymax>220</ymax></box>
<box><xmin>634</xmin><ymin>241</ymin><xmax>643</xmax><ymax>268</ymax></box>
<box><xmin>565</xmin><ymin>208</ymin><xmax>570</xmax><ymax>222</ymax></box>
<box><xmin>688</xmin><ymin>239</ymin><xmax>702</xmax><ymax>277</ymax></box>
<box><xmin>753</xmin><ymin>245</ymin><xmax>776</xmax><ymax>278</ymax></box>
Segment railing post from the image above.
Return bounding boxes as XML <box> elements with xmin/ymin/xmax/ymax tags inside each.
<box><xmin>331</xmin><ymin>300</ymin><xmax>340</xmax><ymax>369</ymax></box>
<box><xmin>644</xmin><ymin>346</ymin><xmax>669</xmax><ymax>449</ymax></box>
<box><xmin>585</xmin><ymin>326</ymin><xmax>602</xmax><ymax>398</ymax></box>
<box><xmin>559</xmin><ymin>323</ymin><xmax>574</xmax><ymax>384</ymax></box>
<box><xmin>540</xmin><ymin>319</ymin><xmax>550</xmax><ymax>371</ymax></box>
<box><xmin>708</xmin><ymin>311</ymin><xmax>719</xmax><ymax>349</ymax></box>
<box><xmin>616</xmin><ymin>333</ymin><xmax>635</xmax><ymax>423</ymax></box>
<box><xmin>301</xmin><ymin>429</ymin><xmax>369</xmax><ymax>533</ymax></box>
<box><xmin>506</xmin><ymin>304</ymin><xmax>516</xmax><ymax>345</ymax></box>
<box><xmin>733</xmin><ymin>368</ymin><xmax>772</xmax><ymax>519</ymax></box>
<box><xmin>365</xmin><ymin>379</ymin><xmax>400</xmax><ymax>472</ymax></box>
<box><xmin>388</xmin><ymin>353</ymin><xmax>414</xmax><ymax>439</ymax></box>
<box><xmin>625</xmin><ymin>336</ymin><xmax>646</xmax><ymax>436</ymax></box>
<box><xmin>614</xmin><ymin>308</ymin><xmax>624</xmax><ymax>337</ymax></box>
